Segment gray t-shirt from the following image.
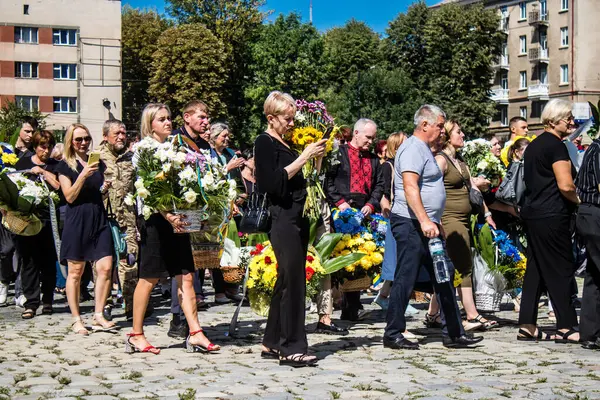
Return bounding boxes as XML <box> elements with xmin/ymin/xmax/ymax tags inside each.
<box><xmin>391</xmin><ymin>135</ymin><xmax>446</xmax><ymax>223</ymax></box>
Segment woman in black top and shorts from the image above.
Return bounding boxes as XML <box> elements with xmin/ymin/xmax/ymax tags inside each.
<box><xmin>126</xmin><ymin>103</ymin><xmax>219</xmax><ymax>355</ymax></box>
<box><xmin>57</xmin><ymin>123</ymin><xmax>115</xmax><ymax>334</ymax></box>
<box><xmin>255</xmin><ymin>91</ymin><xmax>326</xmax><ymax>367</ymax></box>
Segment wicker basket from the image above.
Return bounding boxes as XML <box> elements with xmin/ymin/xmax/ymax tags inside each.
<box><xmin>475</xmin><ymin>292</ymin><xmax>503</xmax><ymax>312</ymax></box>
<box><xmin>340</xmin><ymin>276</ymin><xmax>372</xmax><ymax>293</ymax></box>
<box><xmin>2</xmin><ymin>211</ymin><xmax>42</xmax><ymax>236</ymax></box>
<box><xmin>221</xmin><ymin>265</ymin><xmax>244</xmax><ymax>284</ymax></box>
<box><xmin>191</xmin><ymin>242</ymin><xmax>222</xmax><ymax>270</ymax></box>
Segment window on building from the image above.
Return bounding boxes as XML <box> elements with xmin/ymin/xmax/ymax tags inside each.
<box><xmin>520</xmin><ymin>106</ymin><xmax>528</xmax><ymax>119</ymax></box>
<box><xmin>23</xmin><ymin>5</ymin><xmax>29</xmax><ymax>15</ymax></box>
<box><xmin>15</xmin><ymin>62</ymin><xmax>38</xmax><ymax>78</ymax></box>
<box><xmin>501</xmin><ymin>106</ymin><xmax>508</xmax><ymax>126</ymax></box>
<box><xmin>561</xmin><ymin>27</ymin><xmax>569</xmax><ymax>47</ymax></box>
<box><xmin>53</xmin><ymin>97</ymin><xmax>77</xmax><ymax>113</ymax></box>
<box><xmin>540</xmin><ymin>0</ymin><xmax>547</xmax><ymax>19</ymax></box>
<box><xmin>501</xmin><ymin>72</ymin><xmax>509</xmax><ymax>90</ymax></box>
<box><xmin>519</xmin><ymin>36</ymin><xmax>527</xmax><ymax>54</ymax></box>
<box><xmin>519</xmin><ymin>2</ymin><xmax>527</xmax><ymax>19</ymax></box>
<box><xmin>520</xmin><ymin>71</ymin><xmax>527</xmax><ymax>89</ymax></box>
<box><xmin>15</xmin><ymin>96</ymin><xmax>39</xmax><ymax>112</ymax></box>
<box><xmin>52</xmin><ymin>29</ymin><xmax>77</xmax><ymax>46</ymax></box>
<box><xmin>53</xmin><ymin>64</ymin><xmax>77</xmax><ymax>80</ymax></box>
<box><xmin>14</xmin><ymin>27</ymin><xmax>38</xmax><ymax>44</ymax></box>
<box><xmin>539</xmin><ymin>64</ymin><xmax>548</xmax><ymax>84</ymax></box>
<box><xmin>561</xmin><ymin>0</ymin><xmax>569</xmax><ymax>11</ymax></box>
<box><xmin>560</xmin><ymin>64</ymin><xmax>569</xmax><ymax>84</ymax></box>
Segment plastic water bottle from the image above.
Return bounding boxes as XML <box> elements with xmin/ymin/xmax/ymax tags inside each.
<box><xmin>428</xmin><ymin>237</ymin><xmax>451</xmax><ymax>284</ymax></box>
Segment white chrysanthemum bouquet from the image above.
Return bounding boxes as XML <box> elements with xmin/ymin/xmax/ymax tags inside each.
<box><xmin>129</xmin><ymin>136</ymin><xmax>237</xmax><ymax>221</ymax></box>
<box><xmin>460</xmin><ymin>139</ymin><xmax>506</xmax><ymax>187</ymax></box>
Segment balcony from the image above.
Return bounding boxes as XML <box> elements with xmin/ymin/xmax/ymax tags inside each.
<box><xmin>529</xmin><ymin>47</ymin><xmax>549</xmax><ymax>63</ymax></box>
<box><xmin>493</xmin><ymin>55</ymin><xmax>510</xmax><ymax>70</ymax></box>
<box><xmin>499</xmin><ymin>17</ymin><xmax>509</xmax><ymax>34</ymax></box>
<box><xmin>529</xmin><ymin>10</ymin><xmax>549</xmax><ymax>26</ymax></box>
<box><xmin>528</xmin><ymin>84</ymin><xmax>550</xmax><ymax>100</ymax></box>
<box><xmin>490</xmin><ymin>88</ymin><xmax>509</xmax><ymax>104</ymax></box>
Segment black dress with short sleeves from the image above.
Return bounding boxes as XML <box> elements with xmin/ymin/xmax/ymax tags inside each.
<box><xmin>56</xmin><ymin>160</ymin><xmax>113</xmax><ymax>265</ymax></box>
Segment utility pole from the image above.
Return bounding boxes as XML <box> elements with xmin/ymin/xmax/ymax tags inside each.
<box><xmin>309</xmin><ymin>0</ymin><xmax>313</xmax><ymax>24</ymax></box>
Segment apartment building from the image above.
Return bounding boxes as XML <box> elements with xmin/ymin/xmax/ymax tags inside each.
<box><xmin>433</xmin><ymin>0</ymin><xmax>600</xmax><ymax>137</ymax></box>
<box><xmin>0</xmin><ymin>0</ymin><xmax>122</xmax><ymax>143</ymax></box>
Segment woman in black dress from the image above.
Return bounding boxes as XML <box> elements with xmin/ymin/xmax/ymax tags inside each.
<box><xmin>256</xmin><ymin>91</ymin><xmax>326</xmax><ymax>367</ymax></box>
<box><xmin>127</xmin><ymin>103</ymin><xmax>219</xmax><ymax>355</ymax></box>
<box><xmin>57</xmin><ymin>123</ymin><xmax>115</xmax><ymax>334</ymax></box>
<box><xmin>15</xmin><ymin>131</ymin><xmax>60</xmax><ymax>319</ymax></box>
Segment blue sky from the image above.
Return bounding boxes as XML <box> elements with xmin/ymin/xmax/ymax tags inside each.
<box><xmin>122</xmin><ymin>0</ymin><xmax>438</xmax><ymax>34</ymax></box>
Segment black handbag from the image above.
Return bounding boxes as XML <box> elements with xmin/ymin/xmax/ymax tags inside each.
<box><xmin>495</xmin><ymin>160</ymin><xmax>526</xmax><ymax>212</ymax></box>
<box><xmin>440</xmin><ymin>152</ymin><xmax>484</xmax><ymax>216</ymax></box>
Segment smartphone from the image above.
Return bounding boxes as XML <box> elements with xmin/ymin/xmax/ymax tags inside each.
<box><xmin>321</xmin><ymin>126</ymin><xmax>334</xmax><ymax>141</ymax></box>
<box><xmin>88</xmin><ymin>152</ymin><xmax>101</xmax><ymax>165</ymax></box>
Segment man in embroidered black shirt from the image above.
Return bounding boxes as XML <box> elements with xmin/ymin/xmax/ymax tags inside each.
<box><xmin>172</xmin><ymin>100</ymin><xmax>211</xmax><ymax>151</ymax></box>
<box><xmin>575</xmin><ymin>136</ymin><xmax>600</xmax><ymax>350</ymax></box>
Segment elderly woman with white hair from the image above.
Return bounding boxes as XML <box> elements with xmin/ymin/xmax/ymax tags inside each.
<box><xmin>517</xmin><ymin>98</ymin><xmax>580</xmax><ymax>344</ymax></box>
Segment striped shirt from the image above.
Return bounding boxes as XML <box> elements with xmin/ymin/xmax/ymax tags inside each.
<box><xmin>576</xmin><ymin>139</ymin><xmax>600</xmax><ymax>206</ymax></box>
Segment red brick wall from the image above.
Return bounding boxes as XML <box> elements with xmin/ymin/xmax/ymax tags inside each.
<box><xmin>39</xmin><ymin>28</ymin><xmax>52</xmax><ymax>45</ymax></box>
<box><xmin>0</xmin><ymin>26</ymin><xmax>13</xmax><ymax>43</ymax></box>
<box><xmin>39</xmin><ymin>96</ymin><xmax>53</xmax><ymax>113</ymax></box>
<box><xmin>0</xmin><ymin>95</ymin><xmax>16</xmax><ymax>107</ymax></box>
<box><xmin>39</xmin><ymin>62</ymin><xmax>53</xmax><ymax>79</ymax></box>
<box><xmin>0</xmin><ymin>61</ymin><xmax>15</xmax><ymax>78</ymax></box>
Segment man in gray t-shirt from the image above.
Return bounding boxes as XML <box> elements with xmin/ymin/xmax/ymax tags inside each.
<box><xmin>383</xmin><ymin>105</ymin><xmax>483</xmax><ymax>351</ymax></box>
<box><xmin>392</xmin><ymin>135</ymin><xmax>446</xmax><ymax>224</ymax></box>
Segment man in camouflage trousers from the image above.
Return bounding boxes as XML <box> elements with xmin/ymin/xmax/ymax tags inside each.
<box><xmin>97</xmin><ymin>119</ymin><xmax>138</xmax><ymax>319</ymax></box>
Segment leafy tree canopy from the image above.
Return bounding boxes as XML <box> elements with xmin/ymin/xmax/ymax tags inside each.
<box><xmin>0</xmin><ymin>101</ymin><xmax>47</xmax><ymax>145</ymax></box>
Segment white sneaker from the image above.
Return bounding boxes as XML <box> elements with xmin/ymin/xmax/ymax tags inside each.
<box><xmin>14</xmin><ymin>294</ymin><xmax>26</xmax><ymax>308</ymax></box>
<box><xmin>0</xmin><ymin>281</ymin><xmax>7</xmax><ymax>306</ymax></box>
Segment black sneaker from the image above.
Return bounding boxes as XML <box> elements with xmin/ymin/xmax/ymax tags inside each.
<box><xmin>167</xmin><ymin>319</ymin><xmax>189</xmax><ymax>339</ymax></box>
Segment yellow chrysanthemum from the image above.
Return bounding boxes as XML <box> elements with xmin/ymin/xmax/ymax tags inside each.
<box><xmin>371</xmin><ymin>252</ymin><xmax>383</xmax><ymax>265</ymax></box>
<box><xmin>2</xmin><ymin>153</ymin><xmax>18</xmax><ymax>166</ymax></box>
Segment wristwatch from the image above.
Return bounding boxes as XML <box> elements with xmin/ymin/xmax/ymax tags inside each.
<box><xmin>484</xmin><ymin>211</ymin><xmax>492</xmax><ymax>218</ymax></box>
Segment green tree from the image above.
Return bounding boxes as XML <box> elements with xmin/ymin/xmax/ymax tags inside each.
<box><xmin>148</xmin><ymin>24</ymin><xmax>228</xmax><ymax>126</ymax></box>
<box><xmin>242</xmin><ymin>13</ymin><xmax>326</xmax><ymax>142</ymax></box>
<box><xmin>322</xmin><ymin>19</ymin><xmax>382</xmax><ymax>89</ymax></box>
<box><xmin>0</xmin><ymin>101</ymin><xmax>47</xmax><ymax>145</ymax></box>
<box><xmin>385</xmin><ymin>2</ymin><xmax>502</xmax><ymax>137</ymax></box>
<box><xmin>121</xmin><ymin>6</ymin><xmax>171</xmax><ymax>130</ymax></box>
<box><xmin>166</xmin><ymin>0</ymin><xmax>266</xmax><ymax>144</ymax></box>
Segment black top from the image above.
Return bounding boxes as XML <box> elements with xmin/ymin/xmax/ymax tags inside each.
<box><xmin>382</xmin><ymin>158</ymin><xmax>394</xmax><ymax>201</ymax></box>
<box><xmin>56</xmin><ymin>159</ymin><xmax>106</xmax><ymax>207</ymax></box>
<box><xmin>254</xmin><ymin>132</ymin><xmax>306</xmax><ymax>207</ymax></box>
<box><xmin>521</xmin><ymin>132</ymin><xmax>577</xmax><ymax>219</ymax></box>
<box><xmin>172</xmin><ymin>126</ymin><xmax>211</xmax><ymax>151</ymax></box>
<box><xmin>15</xmin><ymin>148</ymin><xmax>32</xmax><ymax>159</ymax></box>
<box><xmin>576</xmin><ymin>139</ymin><xmax>600</xmax><ymax>206</ymax></box>
<box><xmin>15</xmin><ymin>156</ymin><xmax>59</xmax><ymax>177</ymax></box>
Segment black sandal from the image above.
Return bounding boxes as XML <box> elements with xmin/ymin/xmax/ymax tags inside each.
<box><xmin>424</xmin><ymin>312</ymin><xmax>442</xmax><ymax>329</ymax></box>
<box><xmin>41</xmin><ymin>304</ymin><xmax>53</xmax><ymax>315</ymax></box>
<box><xmin>517</xmin><ymin>328</ymin><xmax>552</xmax><ymax>342</ymax></box>
<box><xmin>21</xmin><ymin>309</ymin><xmax>35</xmax><ymax>319</ymax></box>
<box><xmin>261</xmin><ymin>348</ymin><xmax>279</xmax><ymax>359</ymax></box>
<box><xmin>468</xmin><ymin>314</ymin><xmax>499</xmax><ymax>331</ymax></box>
<box><xmin>279</xmin><ymin>353</ymin><xmax>318</xmax><ymax>368</ymax></box>
<box><xmin>555</xmin><ymin>329</ymin><xmax>579</xmax><ymax>344</ymax></box>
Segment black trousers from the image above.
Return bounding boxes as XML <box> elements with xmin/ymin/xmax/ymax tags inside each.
<box><xmin>519</xmin><ymin>216</ymin><xmax>578</xmax><ymax>329</ymax></box>
<box><xmin>263</xmin><ymin>202</ymin><xmax>310</xmax><ymax>356</ymax></box>
<box><xmin>384</xmin><ymin>215</ymin><xmax>464</xmax><ymax>339</ymax></box>
<box><xmin>0</xmin><ymin>224</ymin><xmax>16</xmax><ymax>283</ymax></box>
<box><xmin>15</xmin><ymin>223</ymin><xmax>57</xmax><ymax>309</ymax></box>
<box><xmin>576</xmin><ymin>205</ymin><xmax>600</xmax><ymax>341</ymax></box>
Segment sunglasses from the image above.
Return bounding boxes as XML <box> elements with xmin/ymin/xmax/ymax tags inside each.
<box><xmin>73</xmin><ymin>136</ymin><xmax>92</xmax><ymax>143</ymax></box>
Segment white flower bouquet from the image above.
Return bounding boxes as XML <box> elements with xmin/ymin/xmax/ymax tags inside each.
<box><xmin>130</xmin><ymin>136</ymin><xmax>237</xmax><ymax>226</ymax></box>
<box><xmin>460</xmin><ymin>139</ymin><xmax>506</xmax><ymax>187</ymax></box>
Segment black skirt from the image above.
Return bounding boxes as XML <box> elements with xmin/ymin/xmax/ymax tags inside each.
<box><xmin>60</xmin><ymin>203</ymin><xmax>113</xmax><ymax>265</ymax></box>
<box><xmin>138</xmin><ymin>213</ymin><xmax>194</xmax><ymax>279</ymax></box>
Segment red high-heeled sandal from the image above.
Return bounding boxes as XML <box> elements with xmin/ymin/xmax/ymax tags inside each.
<box><xmin>125</xmin><ymin>332</ymin><xmax>160</xmax><ymax>355</ymax></box>
<box><xmin>186</xmin><ymin>329</ymin><xmax>220</xmax><ymax>353</ymax></box>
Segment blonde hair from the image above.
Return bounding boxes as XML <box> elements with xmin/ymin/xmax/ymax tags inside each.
<box><xmin>385</xmin><ymin>132</ymin><xmax>407</xmax><ymax>159</ymax></box>
<box><xmin>63</xmin><ymin>123</ymin><xmax>92</xmax><ymax>171</ymax></box>
<box><xmin>541</xmin><ymin>99</ymin><xmax>573</xmax><ymax>128</ymax></box>
<box><xmin>263</xmin><ymin>91</ymin><xmax>296</xmax><ymax>117</ymax></box>
<box><xmin>140</xmin><ymin>103</ymin><xmax>171</xmax><ymax>138</ymax></box>
<box><xmin>182</xmin><ymin>100</ymin><xmax>208</xmax><ymax>116</ymax></box>
<box><xmin>442</xmin><ymin>120</ymin><xmax>459</xmax><ymax>150</ymax></box>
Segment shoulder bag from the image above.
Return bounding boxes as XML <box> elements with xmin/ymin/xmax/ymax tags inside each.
<box><xmin>495</xmin><ymin>160</ymin><xmax>526</xmax><ymax>212</ymax></box>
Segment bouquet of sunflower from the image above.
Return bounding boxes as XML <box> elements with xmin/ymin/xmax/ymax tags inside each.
<box><xmin>461</xmin><ymin>139</ymin><xmax>506</xmax><ymax>187</ymax></box>
<box><xmin>286</xmin><ymin>99</ymin><xmax>339</xmax><ymax>221</ymax></box>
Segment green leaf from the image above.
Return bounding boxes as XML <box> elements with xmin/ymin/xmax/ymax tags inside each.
<box><xmin>322</xmin><ymin>253</ymin><xmax>366</xmax><ymax>274</ymax></box>
<box><xmin>226</xmin><ymin>219</ymin><xmax>240</xmax><ymax>247</ymax></box>
<box><xmin>309</xmin><ymin>218</ymin><xmax>318</xmax><ymax>246</ymax></box>
<box><xmin>590</xmin><ymin>101</ymin><xmax>600</xmax><ymax>129</ymax></box>
<box><xmin>314</xmin><ymin>233</ymin><xmax>343</xmax><ymax>260</ymax></box>
<box><xmin>246</xmin><ymin>233</ymin><xmax>268</xmax><ymax>247</ymax></box>
<box><xmin>477</xmin><ymin>223</ymin><xmax>495</xmax><ymax>269</ymax></box>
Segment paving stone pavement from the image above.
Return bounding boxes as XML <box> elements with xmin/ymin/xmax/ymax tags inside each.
<box><xmin>0</xmin><ymin>284</ymin><xmax>598</xmax><ymax>400</ymax></box>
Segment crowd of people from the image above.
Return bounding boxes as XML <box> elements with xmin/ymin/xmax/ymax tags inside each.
<box><xmin>0</xmin><ymin>92</ymin><xmax>598</xmax><ymax>368</ymax></box>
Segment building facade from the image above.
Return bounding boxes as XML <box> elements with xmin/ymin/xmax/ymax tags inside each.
<box><xmin>0</xmin><ymin>0</ymin><xmax>122</xmax><ymax>143</ymax></box>
<box><xmin>433</xmin><ymin>0</ymin><xmax>600</xmax><ymax>137</ymax></box>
